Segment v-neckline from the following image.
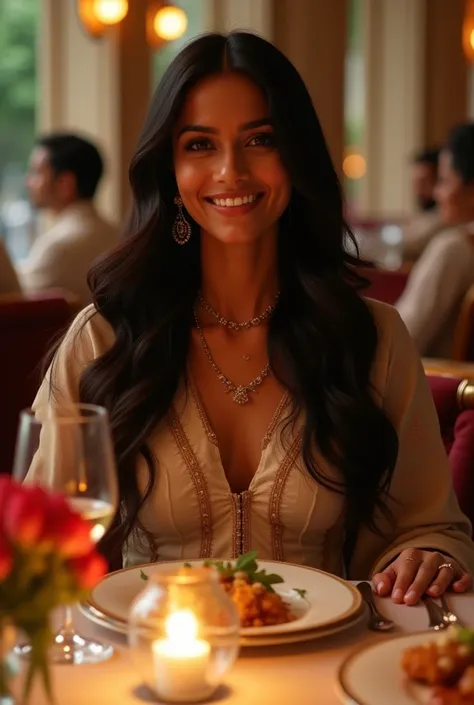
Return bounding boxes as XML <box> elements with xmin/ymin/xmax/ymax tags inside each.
<box><xmin>187</xmin><ymin>375</ymin><xmax>291</xmax><ymax>494</ymax></box>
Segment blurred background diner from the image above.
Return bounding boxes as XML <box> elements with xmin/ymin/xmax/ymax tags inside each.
<box><xmin>1</xmin><ymin>0</ymin><xmax>474</xmax><ymax>466</ymax></box>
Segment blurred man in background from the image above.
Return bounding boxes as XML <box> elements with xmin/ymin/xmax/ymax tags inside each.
<box><xmin>401</xmin><ymin>147</ymin><xmax>444</xmax><ymax>260</ymax></box>
<box><xmin>17</xmin><ymin>133</ymin><xmax>117</xmax><ymax>305</ymax></box>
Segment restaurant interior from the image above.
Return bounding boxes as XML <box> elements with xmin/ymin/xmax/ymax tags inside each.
<box><xmin>1</xmin><ymin>2</ymin><xmax>474</xmax><ymax>705</ymax></box>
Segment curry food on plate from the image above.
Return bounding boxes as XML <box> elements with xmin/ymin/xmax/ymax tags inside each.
<box><xmin>140</xmin><ymin>551</ymin><xmax>305</xmax><ymax>628</ymax></box>
<box><xmin>402</xmin><ymin>626</ymin><xmax>474</xmax><ymax>704</ymax></box>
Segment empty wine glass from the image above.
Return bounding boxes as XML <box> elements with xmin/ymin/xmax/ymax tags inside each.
<box><xmin>12</xmin><ymin>404</ymin><xmax>119</xmax><ymax>665</ymax></box>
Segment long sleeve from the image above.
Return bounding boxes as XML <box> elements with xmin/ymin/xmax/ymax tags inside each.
<box><xmin>395</xmin><ymin>231</ymin><xmax>474</xmax><ymax>355</ymax></box>
<box><xmin>0</xmin><ymin>240</ymin><xmax>22</xmax><ymax>295</ymax></box>
<box><xmin>401</xmin><ymin>211</ymin><xmax>443</xmax><ymax>261</ymax></box>
<box><xmin>349</xmin><ymin>305</ymin><xmax>474</xmax><ymax>579</ymax></box>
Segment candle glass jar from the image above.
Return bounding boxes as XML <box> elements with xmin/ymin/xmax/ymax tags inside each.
<box><xmin>128</xmin><ymin>567</ymin><xmax>240</xmax><ymax>703</ymax></box>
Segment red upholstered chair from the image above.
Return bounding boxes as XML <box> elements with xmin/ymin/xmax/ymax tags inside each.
<box><xmin>358</xmin><ymin>266</ymin><xmax>410</xmax><ymax>305</ymax></box>
<box><xmin>426</xmin><ymin>374</ymin><xmax>474</xmax><ymax>528</ymax></box>
<box><xmin>0</xmin><ymin>290</ymin><xmax>80</xmax><ymax>473</ymax></box>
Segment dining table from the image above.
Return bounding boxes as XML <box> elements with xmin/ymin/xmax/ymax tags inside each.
<box><xmin>11</xmin><ymin>591</ymin><xmax>474</xmax><ymax>705</ymax></box>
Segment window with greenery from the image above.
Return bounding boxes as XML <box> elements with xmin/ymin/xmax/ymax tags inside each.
<box><xmin>0</xmin><ymin>0</ymin><xmax>38</xmax><ymax>260</ymax></box>
<box><xmin>344</xmin><ymin>0</ymin><xmax>366</xmax><ymax>206</ymax></box>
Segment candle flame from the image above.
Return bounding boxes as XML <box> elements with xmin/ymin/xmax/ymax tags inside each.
<box><xmin>165</xmin><ymin>610</ymin><xmax>198</xmax><ymax>644</ymax></box>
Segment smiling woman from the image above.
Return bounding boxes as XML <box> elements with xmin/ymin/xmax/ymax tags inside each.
<box><xmin>33</xmin><ymin>32</ymin><xmax>474</xmax><ymax>606</ymax></box>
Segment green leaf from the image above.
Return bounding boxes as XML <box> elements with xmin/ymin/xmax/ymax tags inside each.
<box><xmin>456</xmin><ymin>627</ymin><xmax>474</xmax><ymax>649</ymax></box>
<box><xmin>139</xmin><ymin>570</ymin><xmax>149</xmax><ymax>581</ymax></box>
<box><xmin>293</xmin><ymin>588</ymin><xmax>307</xmax><ymax>599</ymax></box>
<box><xmin>235</xmin><ymin>551</ymin><xmax>258</xmax><ymax>570</ymax></box>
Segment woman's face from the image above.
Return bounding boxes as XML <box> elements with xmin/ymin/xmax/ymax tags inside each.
<box><xmin>434</xmin><ymin>149</ymin><xmax>474</xmax><ymax>225</ymax></box>
<box><xmin>173</xmin><ymin>72</ymin><xmax>291</xmax><ymax>245</ymax></box>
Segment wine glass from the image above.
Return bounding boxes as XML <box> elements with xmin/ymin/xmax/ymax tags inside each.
<box><xmin>12</xmin><ymin>403</ymin><xmax>119</xmax><ymax>665</ymax></box>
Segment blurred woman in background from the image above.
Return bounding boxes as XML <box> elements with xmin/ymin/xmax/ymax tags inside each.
<box><xmin>396</xmin><ymin>123</ymin><xmax>474</xmax><ymax>358</ymax></box>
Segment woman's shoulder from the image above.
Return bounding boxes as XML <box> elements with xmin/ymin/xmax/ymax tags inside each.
<box><xmin>364</xmin><ymin>298</ymin><xmax>416</xmax><ymax>390</ymax></box>
<box><xmin>62</xmin><ymin>304</ymin><xmax>115</xmax><ymax>359</ymax></box>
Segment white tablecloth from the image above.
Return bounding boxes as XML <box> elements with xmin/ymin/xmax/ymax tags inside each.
<box><xmin>11</xmin><ymin>594</ymin><xmax>474</xmax><ymax>705</ymax></box>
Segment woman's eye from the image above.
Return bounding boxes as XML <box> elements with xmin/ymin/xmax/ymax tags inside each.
<box><xmin>184</xmin><ymin>138</ymin><xmax>214</xmax><ymax>152</ymax></box>
<box><xmin>247</xmin><ymin>132</ymin><xmax>276</xmax><ymax>148</ymax></box>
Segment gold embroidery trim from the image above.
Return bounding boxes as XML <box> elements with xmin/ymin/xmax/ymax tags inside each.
<box><xmin>269</xmin><ymin>428</ymin><xmax>304</xmax><ymax>561</ymax></box>
<box><xmin>168</xmin><ymin>405</ymin><xmax>213</xmax><ymax>558</ymax></box>
<box><xmin>241</xmin><ymin>491</ymin><xmax>252</xmax><ymax>554</ymax></box>
<box><xmin>231</xmin><ymin>491</ymin><xmax>252</xmax><ymax>558</ymax></box>
<box><xmin>188</xmin><ymin>378</ymin><xmax>219</xmax><ymax>447</ymax></box>
<box><xmin>261</xmin><ymin>391</ymin><xmax>291</xmax><ymax>451</ymax></box>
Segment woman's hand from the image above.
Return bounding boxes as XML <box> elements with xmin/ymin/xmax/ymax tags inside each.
<box><xmin>372</xmin><ymin>548</ymin><xmax>473</xmax><ymax>605</ymax></box>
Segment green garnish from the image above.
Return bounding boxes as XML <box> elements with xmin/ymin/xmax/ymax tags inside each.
<box><xmin>199</xmin><ymin>551</ymin><xmax>286</xmax><ymax>593</ymax></box>
<box><xmin>293</xmin><ymin>588</ymin><xmax>307</xmax><ymax>599</ymax></box>
<box><xmin>456</xmin><ymin>627</ymin><xmax>474</xmax><ymax>649</ymax></box>
<box><xmin>140</xmin><ymin>569</ymin><xmax>149</xmax><ymax>581</ymax></box>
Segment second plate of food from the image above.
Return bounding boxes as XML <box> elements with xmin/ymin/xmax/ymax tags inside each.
<box><xmin>86</xmin><ymin>555</ymin><xmax>361</xmax><ymax>638</ymax></box>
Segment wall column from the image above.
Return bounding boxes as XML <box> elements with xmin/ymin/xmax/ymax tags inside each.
<box><xmin>359</xmin><ymin>0</ymin><xmax>426</xmax><ymax>218</ymax></box>
<box><xmin>39</xmin><ymin>0</ymin><xmax>151</xmax><ymax>222</ymax></box>
<box><xmin>274</xmin><ymin>0</ymin><xmax>347</xmax><ymax>176</ymax></box>
<box><xmin>423</xmin><ymin>0</ymin><xmax>468</xmax><ymax>147</ymax></box>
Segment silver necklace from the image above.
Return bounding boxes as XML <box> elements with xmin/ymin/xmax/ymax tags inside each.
<box><xmin>193</xmin><ymin>309</ymin><xmax>270</xmax><ymax>404</ymax></box>
<box><xmin>198</xmin><ymin>291</ymin><xmax>279</xmax><ymax>332</ymax></box>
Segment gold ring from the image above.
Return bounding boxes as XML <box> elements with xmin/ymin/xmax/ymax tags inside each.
<box><xmin>438</xmin><ymin>562</ymin><xmax>455</xmax><ymax>573</ymax></box>
<box><xmin>404</xmin><ymin>557</ymin><xmax>417</xmax><ymax>563</ymax></box>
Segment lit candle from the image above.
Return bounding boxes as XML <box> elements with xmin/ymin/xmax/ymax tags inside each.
<box><xmin>152</xmin><ymin>609</ymin><xmax>212</xmax><ymax>703</ymax></box>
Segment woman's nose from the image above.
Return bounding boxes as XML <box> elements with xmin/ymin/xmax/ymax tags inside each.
<box><xmin>214</xmin><ymin>145</ymin><xmax>249</xmax><ymax>184</ymax></box>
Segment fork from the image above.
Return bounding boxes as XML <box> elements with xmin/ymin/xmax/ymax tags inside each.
<box><xmin>439</xmin><ymin>593</ymin><xmax>466</xmax><ymax>628</ymax></box>
<box><xmin>422</xmin><ymin>595</ymin><xmax>449</xmax><ymax>631</ymax></box>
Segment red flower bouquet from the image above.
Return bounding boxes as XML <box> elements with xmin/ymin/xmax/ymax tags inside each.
<box><xmin>0</xmin><ymin>474</ymin><xmax>108</xmax><ymax>703</ymax></box>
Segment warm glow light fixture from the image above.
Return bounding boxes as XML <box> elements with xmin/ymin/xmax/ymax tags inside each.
<box><xmin>343</xmin><ymin>149</ymin><xmax>367</xmax><ymax>180</ymax></box>
<box><xmin>147</xmin><ymin>2</ymin><xmax>188</xmax><ymax>48</ymax></box>
<box><xmin>463</xmin><ymin>0</ymin><xmax>474</xmax><ymax>63</ymax></box>
<box><xmin>78</xmin><ymin>0</ymin><xmax>129</xmax><ymax>37</ymax></box>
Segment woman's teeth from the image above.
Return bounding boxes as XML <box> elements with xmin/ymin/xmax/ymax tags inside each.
<box><xmin>211</xmin><ymin>194</ymin><xmax>259</xmax><ymax>207</ymax></box>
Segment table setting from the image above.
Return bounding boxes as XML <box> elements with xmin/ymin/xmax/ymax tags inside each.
<box><xmin>5</xmin><ymin>550</ymin><xmax>474</xmax><ymax>705</ymax></box>
<box><xmin>2</xmin><ymin>403</ymin><xmax>474</xmax><ymax>705</ymax></box>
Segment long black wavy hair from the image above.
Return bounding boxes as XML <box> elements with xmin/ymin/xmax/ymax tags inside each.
<box><xmin>75</xmin><ymin>32</ymin><xmax>398</xmax><ymax>562</ymax></box>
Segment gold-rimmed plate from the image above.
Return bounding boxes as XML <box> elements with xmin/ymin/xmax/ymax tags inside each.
<box><xmin>79</xmin><ymin>598</ymin><xmax>367</xmax><ymax>647</ymax></box>
<box><xmin>86</xmin><ymin>559</ymin><xmax>362</xmax><ymax>638</ymax></box>
<box><xmin>337</xmin><ymin>631</ymin><xmax>451</xmax><ymax>705</ymax></box>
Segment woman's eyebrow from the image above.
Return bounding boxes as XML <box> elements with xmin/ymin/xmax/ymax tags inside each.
<box><xmin>177</xmin><ymin>117</ymin><xmax>272</xmax><ymax>138</ymax></box>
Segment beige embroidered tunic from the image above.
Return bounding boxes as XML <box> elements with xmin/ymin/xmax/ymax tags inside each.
<box><xmin>32</xmin><ymin>299</ymin><xmax>474</xmax><ymax>579</ymax></box>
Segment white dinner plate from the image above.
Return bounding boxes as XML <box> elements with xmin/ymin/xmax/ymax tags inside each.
<box><xmin>86</xmin><ymin>559</ymin><xmax>362</xmax><ymax>638</ymax></box>
<box><xmin>337</xmin><ymin>631</ymin><xmax>454</xmax><ymax>705</ymax></box>
<box><xmin>79</xmin><ymin>599</ymin><xmax>367</xmax><ymax>647</ymax></box>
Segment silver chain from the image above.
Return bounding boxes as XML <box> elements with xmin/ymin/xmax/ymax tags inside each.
<box><xmin>193</xmin><ymin>309</ymin><xmax>270</xmax><ymax>404</ymax></box>
<box><xmin>198</xmin><ymin>291</ymin><xmax>279</xmax><ymax>331</ymax></box>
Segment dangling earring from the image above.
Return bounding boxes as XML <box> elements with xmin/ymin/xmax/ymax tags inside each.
<box><xmin>172</xmin><ymin>195</ymin><xmax>191</xmax><ymax>245</ymax></box>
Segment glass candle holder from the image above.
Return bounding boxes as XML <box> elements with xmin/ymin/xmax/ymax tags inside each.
<box><xmin>128</xmin><ymin>567</ymin><xmax>240</xmax><ymax>703</ymax></box>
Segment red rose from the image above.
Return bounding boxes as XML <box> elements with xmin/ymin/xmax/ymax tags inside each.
<box><xmin>41</xmin><ymin>494</ymin><xmax>93</xmax><ymax>558</ymax></box>
<box><xmin>0</xmin><ymin>534</ymin><xmax>12</xmax><ymax>580</ymax></box>
<box><xmin>68</xmin><ymin>550</ymin><xmax>108</xmax><ymax>590</ymax></box>
<box><xmin>4</xmin><ymin>485</ymin><xmax>48</xmax><ymax>548</ymax></box>
<box><xmin>0</xmin><ymin>474</ymin><xmax>19</xmax><ymax>520</ymax></box>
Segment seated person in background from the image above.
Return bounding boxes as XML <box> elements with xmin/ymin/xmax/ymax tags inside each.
<box><xmin>34</xmin><ymin>33</ymin><xmax>473</xmax><ymax>602</ymax></box>
<box><xmin>17</xmin><ymin>133</ymin><xmax>117</xmax><ymax>305</ymax></box>
<box><xmin>0</xmin><ymin>239</ymin><xmax>22</xmax><ymax>295</ymax></box>
<box><xmin>401</xmin><ymin>147</ymin><xmax>445</xmax><ymax>260</ymax></box>
<box><xmin>396</xmin><ymin>123</ymin><xmax>474</xmax><ymax>358</ymax></box>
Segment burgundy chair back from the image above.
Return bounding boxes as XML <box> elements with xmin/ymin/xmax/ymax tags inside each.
<box><xmin>427</xmin><ymin>375</ymin><xmax>474</xmax><ymax>527</ymax></box>
<box><xmin>358</xmin><ymin>267</ymin><xmax>409</xmax><ymax>305</ymax></box>
<box><xmin>0</xmin><ymin>292</ymin><xmax>79</xmax><ymax>473</ymax></box>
